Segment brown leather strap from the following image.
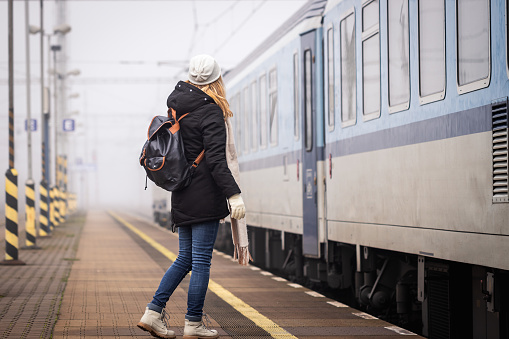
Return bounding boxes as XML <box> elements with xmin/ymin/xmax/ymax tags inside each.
<box><xmin>168</xmin><ymin>107</ymin><xmax>204</xmax><ymax>168</ymax></box>
<box><xmin>192</xmin><ymin>150</ymin><xmax>205</xmax><ymax>168</ymax></box>
<box><xmin>167</xmin><ymin>108</ymin><xmax>190</xmax><ymax>122</ymax></box>
<box><xmin>178</xmin><ymin>113</ymin><xmax>189</xmax><ymax>122</ymax></box>
<box><xmin>168</xmin><ymin>108</ymin><xmax>180</xmax><ymax>134</ymax></box>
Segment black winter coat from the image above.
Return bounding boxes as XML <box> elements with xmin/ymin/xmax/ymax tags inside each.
<box><xmin>167</xmin><ymin>81</ymin><xmax>240</xmax><ymax>227</ymax></box>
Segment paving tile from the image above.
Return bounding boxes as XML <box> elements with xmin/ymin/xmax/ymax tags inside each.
<box><xmin>0</xmin><ymin>214</ymin><xmax>84</xmax><ymax>339</ymax></box>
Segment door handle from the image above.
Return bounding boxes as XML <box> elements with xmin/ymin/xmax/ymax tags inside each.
<box><xmin>481</xmin><ymin>280</ymin><xmax>492</xmax><ymax>302</ymax></box>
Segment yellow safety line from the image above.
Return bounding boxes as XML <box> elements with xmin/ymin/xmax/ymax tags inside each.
<box><xmin>110</xmin><ymin>211</ymin><xmax>177</xmax><ymax>262</ymax></box>
<box><xmin>108</xmin><ymin>211</ymin><xmax>297</xmax><ymax>339</ymax></box>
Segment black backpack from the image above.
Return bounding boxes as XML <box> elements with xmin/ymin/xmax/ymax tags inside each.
<box><xmin>139</xmin><ymin>107</ymin><xmax>204</xmax><ymax>192</ymax></box>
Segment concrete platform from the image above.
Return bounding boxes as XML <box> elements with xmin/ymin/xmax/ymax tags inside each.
<box><xmin>0</xmin><ymin>211</ymin><xmax>425</xmax><ymax>338</ymax></box>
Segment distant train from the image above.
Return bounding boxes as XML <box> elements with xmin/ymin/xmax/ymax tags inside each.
<box><xmin>213</xmin><ymin>0</ymin><xmax>509</xmax><ymax>338</ymax></box>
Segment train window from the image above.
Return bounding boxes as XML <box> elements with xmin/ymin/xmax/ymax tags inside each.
<box><xmin>242</xmin><ymin>86</ymin><xmax>250</xmax><ymax>154</ymax></box>
<box><xmin>304</xmin><ymin>49</ymin><xmax>313</xmax><ymax>151</ymax></box>
<box><xmin>259</xmin><ymin>74</ymin><xmax>268</xmax><ymax>149</ymax></box>
<box><xmin>362</xmin><ymin>0</ymin><xmax>378</xmax><ymax>32</ymax></box>
<box><xmin>293</xmin><ymin>52</ymin><xmax>300</xmax><ymax>140</ymax></box>
<box><xmin>340</xmin><ymin>10</ymin><xmax>356</xmax><ymax>127</ymax></box>
<box><xmin>269</xmin><ymin>68</ymin><xmax>278</xmax><ymax>146</ymax></box>
<box><xmin>362</xmin><ymin>0</ymin><xmax>380</xmax><ymax>120</ymax></box>
<box><xmin>327</xmin><ymin>26</ymin><xmax>335</xmax><ymax>131</ymax></box>
<box><xmin>250</xmin><ymin>81</ymin><xmax>258</xmax><ymax>152</ymax></box>
<box><xmin>418</xmin><ymin>0</ymin><xmax>445</xmax><ymax>104</ymax></box>
<box><xmin>388</xmin><ymin>0</ymin><xmax>409</xmax><ymax>113</ymax></box>
<box><xmin>457</xmin><ymin>0</ymin><xmax>490</xmax><ymax>94</ymax></box>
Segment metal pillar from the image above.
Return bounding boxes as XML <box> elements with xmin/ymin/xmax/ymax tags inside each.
<box><xmin>39</xmin><ymin>0</ymin><xmax>52</xmax><ymax>237</ymax></box>
<box><xmin>2</xmin><ymin>0</ymin><xmax>25</xmax><ymax>265</ymax></box>
<box><xmin>24</xmin><ymin>0</ymin><xmax>38</xmax><ymax>249</ymax></box>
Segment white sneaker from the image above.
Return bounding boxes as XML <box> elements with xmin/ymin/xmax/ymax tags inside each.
<box><xmin>183</xmin><ymin>317</ymin><xmax>219</xmax><ymax>339</ymax></box>
<box><xmin>137</xmin><ymin>307</ymin><xmax>176</xmax><ymax>339</ymax></box>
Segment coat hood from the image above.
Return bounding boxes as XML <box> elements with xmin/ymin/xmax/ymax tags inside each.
<box><xmin>166</xmin><ymin>81</ymin><xmax>215</xmax><ymax>116</ymax></box>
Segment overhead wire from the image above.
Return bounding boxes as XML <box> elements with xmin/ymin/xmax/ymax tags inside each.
<box><xmin>213</xmin><ymin>0</ymin><xmax>267</xmax><ymax>56</ymax></box>
<box><xmin>200</xmin><ymin>1</ymin><xmax>239</xmax><ymax>28</ymax></box>
<box><xmin>185</xmin><ymin>0</ymin><xmax>199</xmax><ymax>62</ymax></box>
<box><xmin>177</xmin><ymin>0</ymin><xmax>268</xmax><ymax>78</ymax></box>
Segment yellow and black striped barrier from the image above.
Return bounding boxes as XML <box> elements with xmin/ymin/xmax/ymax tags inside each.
<box><xmin>61</xmin><ymin>190</ymin><xmax>67</xmax><ymax>220</ymax></box>
<box><xmin>49</xmin><ymin>186</ymin><xmax>58</xmax><ymax>229</ymax></box>
<box><xmin>55</xmin><ymin>187</ymin><xmax>60</xmax><ymax>223</ymax></box>
<box><xmin>39</xmin><ymin>180</ymin><xmax>50</xmax><ymax>236</ymax></box>
<box><xmin>24</xmin><ymin>179</ymin><xmax>38</xmax><ymax>248</ymax></box>
<box><xmin>57</xmin><ymin>187</ymin><xmax>65</xmax><ymax>224</ymax></box>
<box><xmin>57</xmin><ymin>156</ymin><xmax>66</xmax><ymax>223</ymax></box>
<box><xmin>1</xmin><ymin>168</ymin><xmax>25</xmax><ymax>265</ymax></box>
<box><xmin>54</xmin><ymin>186</ymin><xmax>61</xmax><ymax>227</ymax></box>
<box><xmin>67</xmin><ymin>193</ymin><xmax>77</xmax><ymax>213</ymax></box>
<box><xmin>63</xmin><ymin>156</ymin><xmax>68</xmax><ymax>219</ymax></box>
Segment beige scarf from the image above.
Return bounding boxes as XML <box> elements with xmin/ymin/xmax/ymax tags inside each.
<box><xmin>225</xmin><ymin>117</ymin><xmax>253</xmax><ymax>265</ymax></box>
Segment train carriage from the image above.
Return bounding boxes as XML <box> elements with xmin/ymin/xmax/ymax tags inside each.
<box><xmin>222</xmin><ymin>0</ymin><xmax>509</xmax><ymax>338</ymax></box>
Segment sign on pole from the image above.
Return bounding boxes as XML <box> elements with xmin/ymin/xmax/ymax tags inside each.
<box><xmin>62</xmin><ymin>119</ymin><xmax>75</xmax><ymax>132</ymax></box>
<box><xmin>24</xmin><ymin>119</ymin><xmax>37</xmax><ymax>132</ymax></box>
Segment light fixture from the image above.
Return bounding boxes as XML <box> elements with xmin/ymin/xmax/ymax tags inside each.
<box><xmin>29</xmin><ymin>25</ymin><xmax>41</xmax><ymax>34</ymax></box>
<box><xmin>53</xmin><ymin>24</ymin><xmax>71</xmax><ymax>35</ymax></box>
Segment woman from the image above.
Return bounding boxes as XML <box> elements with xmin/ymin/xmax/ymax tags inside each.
<box><xmin>137</xmin><ymin>54</ymin><xmax>248</xmax><ymax>339</ymax></box>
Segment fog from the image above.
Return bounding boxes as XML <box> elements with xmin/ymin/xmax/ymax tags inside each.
<box><xmin>0</xmin><ymin>0</ymin><xmax>307</xmax><ymax>221</ymax></box>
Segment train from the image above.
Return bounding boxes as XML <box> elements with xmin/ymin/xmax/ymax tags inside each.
<box><xmin>152</xmin><ymin>0</ymin><xmax>509</xmax><ymax>338</ymax></box>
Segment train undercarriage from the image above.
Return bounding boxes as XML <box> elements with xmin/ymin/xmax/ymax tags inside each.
<box><xmin>214</xmin><ymin>224</ymin><xmax>509</xmax><ymax>339</ymax></box>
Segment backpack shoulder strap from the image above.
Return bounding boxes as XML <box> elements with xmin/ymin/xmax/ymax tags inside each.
<box><xmin>178</xmin><ymin>113</ymin><xmax>189</xmax><ymax>122</ymax></box>
<box><xmin>167</xmin><ymin>108</ymin><xmax>182</xmax><ymax>135</ymax></box>
<box><xmin>167</xmin><ymin>107</ymin><xmax>205</xmax><ymax>167</ymax></box>
<box><xmin>192</xmin><ymin>150</ymin><xmax>205</xmax><ymax>168</ymax></box>
<box><xmin>167</xmin><ymin>107</ymin><xmax>190</xmax><ymax>121</ymax></box>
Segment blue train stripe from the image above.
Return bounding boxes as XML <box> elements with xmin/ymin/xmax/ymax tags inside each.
<box><xmin>239</xmin><ymin>104</ymin><xmax>491</xmax><ymax>172</ymax></box>
<box><xmin>239</xmin><ymin>150</ymin><xmax>301</xmax><ymax>172</ymax></box>
<box><xmin>327</xmin><ymin>104</ymin><xmax>492</xmax><ymax>158</ymax></box>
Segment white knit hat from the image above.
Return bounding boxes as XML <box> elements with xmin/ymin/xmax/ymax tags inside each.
<box><xmin>188</xmin><ymin>54</ymin><xmax>221</xmax><ymax>85</ymax></box>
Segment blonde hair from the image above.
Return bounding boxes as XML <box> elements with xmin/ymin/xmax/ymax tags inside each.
<box><xmin>187</xmin><ymin>76</ymin><xmax>233</xmax><ymax>118</ymax></box>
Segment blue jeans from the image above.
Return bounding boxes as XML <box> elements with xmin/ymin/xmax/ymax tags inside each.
<box><xmin>148</xmin><ymin>220</ymin><xmax>219</xmax><ymax>322</ymax></box>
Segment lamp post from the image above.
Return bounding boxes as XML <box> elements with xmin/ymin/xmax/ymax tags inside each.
<box><xmin>31</xmin><ymin>0</ymin><xmax>52</xmax><ymax>237</ymax></box>
<box><xmin>50</xmin><ymin>23</ymin><xmax>71</xmax><ymax>225</ymax></box>
<box><xmin>1</xmin><ymin>0</ymin><xmax>25</xmax><ymax>265</ymax></box>
<box><xmin>58</xmin><ymin>69</ymin><xmax>80</xmax><ymax>220</ymax></box>
<box><xmin>51</xmin><ymin>44</ymin><xmax>61</xmax><ymax>192</ymax></box>
<box><xmin>50</xmin><ymin>23</ymin><xmax>71</xmax><ymax>188</ymax></box>
<box><xmin>23</xmin><ymin>0</ymin><xmax>39</xmax><ymax>249</ymax></box>
<box><xmin>28</xmin><ymin>22</ymin><xmax>71</xmax><ymax>233</ymax></box>
<box><xmin>50</xmin><ymin>44</ymin><xmax>65</xmax><ymax>226</ymax></box>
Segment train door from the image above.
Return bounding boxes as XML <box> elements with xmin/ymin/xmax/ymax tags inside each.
<box><xmin>301</xmin><ymin>30</ymin><xmax>320</xmax><ymax>258</ymax></box>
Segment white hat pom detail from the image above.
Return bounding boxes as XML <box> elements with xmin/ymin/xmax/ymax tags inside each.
<box><xmin>188</xmin><ymin>54</ymin><xmax>221</xmax><ymax>85</ymax></box>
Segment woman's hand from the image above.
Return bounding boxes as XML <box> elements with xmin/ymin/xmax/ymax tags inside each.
<box><xmin>228</xmin><ymin>194</ymin><xmax>245</xmax><ymax>219</ymax></box>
